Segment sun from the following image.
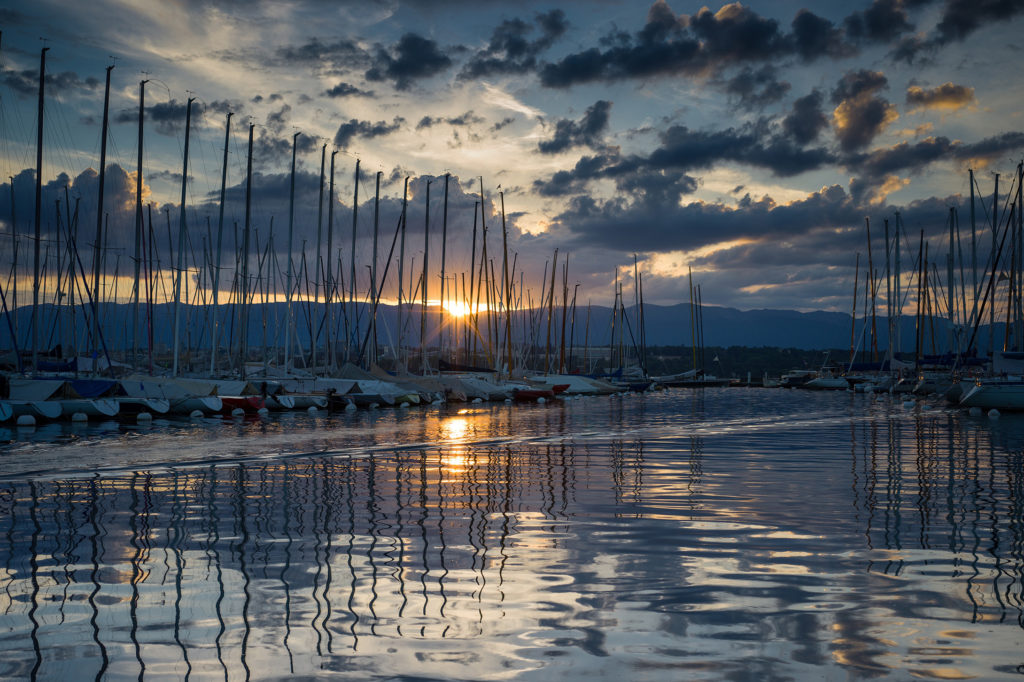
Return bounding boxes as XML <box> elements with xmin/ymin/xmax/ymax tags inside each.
<box><xmin>443</xmin><ymin>301</ymin><xmax>473</xmax><ymax>317</ymax></box>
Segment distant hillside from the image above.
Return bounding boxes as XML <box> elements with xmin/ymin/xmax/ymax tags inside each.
<box><xmin>0</xmin><ymin>300</ymin><xmax>995</xmax><ymax>355</ymax></box>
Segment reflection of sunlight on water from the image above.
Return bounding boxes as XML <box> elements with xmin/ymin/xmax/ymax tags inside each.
<box><xmin>1</xmin><ymin>389</ymin><xmax>1023</xmax><ymax>680</ymax></box>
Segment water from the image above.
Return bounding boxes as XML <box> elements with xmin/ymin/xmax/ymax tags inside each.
<box><xmin>1</xmin><ymin>388</ymin><xmax>1023</xmax><ymax>680</ymax></box>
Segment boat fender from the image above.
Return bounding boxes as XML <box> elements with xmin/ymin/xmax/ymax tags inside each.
<box><xmin>16</xmin><ymin>415</ymin><xmax>35</xmax><ymax>427</ymax></box>
<box><xmin>344</xmin><ymin>402</ymin><xmax>357</xmax><ymax>412</ymax></box>
<box><xmin>504</xmin><ymin>398</ymin><xmax>512</xmax><ymax>403</ymax></box>
<box><xmin>257</xmin><ymin>408</ymin><xmax>270</xmax><ymax>416</ymax></box>
<box><xmin>308</xmin><ymin>405</ymin><xmax>320</xmax><ymax>414</ymax></box>
<box><xmin>399</xmin><ymin>402</ymin><xmax>410</xmax><ymax>408</ymax></box>
<box><xmin>71</xmin><ymin>412</ymin><xmax>88</xmax><ymax>422</ymax></box>
<box><xmin>231</xmin><ymin>408</ymin><xmax>245</xmax><ymax>417</ymax></box>
<box><xmin>988</xmin><ymin>409</ymin><xmax>1001</xmax><ymax>419</ymax></box>
<box><xmin>472</xmin><ymin>398</ymin><xmax>483</xmax><ymax>404</ymax></box>
<box><xmin>189</xmin><ymin>410</ymin><xmax>204</xmax><ymax>419</ymax></box>
<box><xmin>968</xmin><ymin>407</ymin><xmax>983</xmax><ymax>417</ymax></box>
<box><xmin>537</xmin><ymin>397</ymin><xmax>546</xmax><ymax>404</ymax></box>
<box><xmin>368</xmin><ymin>403</ymin><xmax>379</xmax><ymax>409</ymax></box>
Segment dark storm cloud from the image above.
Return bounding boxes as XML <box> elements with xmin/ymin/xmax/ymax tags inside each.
<box><xmin>791</xmin><ymin>10</ymin><xmax>854</xmax><ymax>60</ymax></box>
<box><xmin>905</xmin><ymin>82</ymin><xmax>975</xmax><ymax>110</ymax></box>
<box><xmin>532</xmin><ymin>154</ymin><xmax>612</xmax><ymax>197</ymax></box>
<box><xmin>459</xmin><ymin>9</ymin><xmax>568</xmax><ymax>79</ymax></box>
<box><xmin>783</xmin><ymin>91</ymin><xmax>828</xmax><ymax>145</ymax></box>
<box><xmin>324</xmin><ymin>82</ymin><xmax>373</xmax><ymax>98</ymax></box>
<box><xmin>333</xmin><ymin>117</ymin><xmax>405</xmax><ymax>149</ymax></box>
<box><xmin>844</xmin><ymin>132</ymin><xmax>1024</xmax><ymax>181</ymax></box>
<box><xmin>537</xmin><ymin>100</ymin><xmax>613</xmax><ymax>154</ymax></box>
<box><xmin>648</xmin><ymin>121</ymin><xmax>832</xmax><ymax>177</ymax></box>
<box><xmin>365</xmin><ymin>33</ymin><xmax>453</xmax><ymax>91</ymax></box>
<box><xmin>830</xmin><ymin>70</ymin><xmax>897</xmax><ymax>152</ymax></box>
<box><xmin>546</xmin><ymin>183</ymin><xmax>861</xmax><ymax>254</ymax></box>
<box><xmin>935</xmin><ymin>0</ymin><xmax>1024</xmax><ymax>41</ymax></box>
<box><xmin>537</xmin><ymin>1</ymin><xmax>857</xmax><ymax>89</ymax></box>
<box><xmin>2</xmin><ymin>68</ymin><xmax>100</xmax><ymax>97</ymax></box>
<box><xmin>843</xmin><ymin>0</ymin><xmax>914</xmax><ymax>43</ymax></box>
<box><xmin>416</xmin><ymin>111</ymin><xmax>485</xmax><ymax>129</ymax></box>
<box><xmin>722</xmin><ymin>66</ymin><xmax>791</xmax><ymax>110</ymax></box>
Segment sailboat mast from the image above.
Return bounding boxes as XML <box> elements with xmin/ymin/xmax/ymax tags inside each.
<box><xmin>284</xmin><ymin>131</ymin><xmax>299</xmax><ymax>372</ymax></box>
<box><xmin>209</xmin><ymin>111</ymin><xmax>232</xmax><ymax>376</ymax></box>
<box><xmin>31</xmin><ymin>46</ymin><xmax>48</xmax><ymax>374</ymax></box>
<box><xmin>238</xmin><ymin>122</ymin><xmax>254</xmax><ymax>379</ymax></box>
<box><xmin>171</xmin><ymin>97</ymin><xmax>194</xmax><ymax>377</ymax></box>
<box><xmin>397</xmin><ymin>177</ymin><xmax>408</xmax><ymax>366</ymax></box>
<box><xmin>438</xmin><ymin>172</ymin><xmax>449</xmax><ymax>360</ymax></box>
<box><xmin>348</xmin><ymin>158</ymin><xmax>359</xmax><ymax>363</ymax></box>
<box><xmin>90</xmin><ymin>64</ymin><xmax>113</xmax><ymax>371</ymax></box>
<box><xmin>990</xmin><ymin>174</ymin><xmax>999</xmax><ymax>359</ymax></box>
<box><xmin>325</xmin><ymin>149</ymin><xmax>337</xmax><ymax>370</ymax></box>
<box><xmin>421</xmin><ymin>179</ymin><xmax>431</xmax><ymax>372</ymax></box>
<box><xmin>132</xmin><ymin>79</ymin><xmax>148</xmax><ymax>372</ymax></box>
<box><xmin>370</xmin><ymin>171</ymin><xmax>382</xmax><ymax>366</ymax></box>
<box><xmin>500</xmin><ymin>190</ymin><xmax>512</xmax><ymax>374</ymax></box>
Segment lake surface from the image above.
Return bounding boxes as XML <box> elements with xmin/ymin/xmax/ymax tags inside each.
<box><xmin>1</xmin><ymin>388</ymin><xmax>1023</xmax><ymax>680</ymax></box>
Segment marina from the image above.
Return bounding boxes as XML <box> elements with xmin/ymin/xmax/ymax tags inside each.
<box><xmin>1</xmin><ymin>387</ymin><xmax>1023</xmax><ymax>679</ymax></box>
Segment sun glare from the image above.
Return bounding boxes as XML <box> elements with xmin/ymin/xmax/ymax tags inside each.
<box><xmin>444</xmin><ymin>301</ymin><xmax>481</xmax><ymax>317</ymax></box>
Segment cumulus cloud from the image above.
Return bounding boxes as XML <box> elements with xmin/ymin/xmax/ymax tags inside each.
<box><xmin>905</xmin><ymin>82</ymin><xmax>975</xmax><ymax>111</ymax></box>
<box><xmin>538</xmin><ymin>100</ymin><xmax>613</xmax><ymax>154</ymax></box>
<box><xmin>459</xmin><ymin>9</ymin><xmax>568</xmax><ymax>79</ymax></box>
<box><xmin>783</xmin><ymin>90</ymin><xmax>829</xmax><ymax>145</ymax></box>
<box><xmin>722</xmin><ymin>66</ymin><xmax>791</xmax><ymax>110</ymax></box>
<box><xmin>831</xmin><ymin>70</ymin><xmax>898</xmax><ymax>152</ymax></box>
<box><xmin>324</xmin><ymin>82</ymin><xmax>374</xmax><ymax>98</ymax></box>
<box><xmin>333</xmin><ymin>117</ymin><xmax>406</xmax><ymax>149</ymax></box>
<box><xmin>365</xmin><ymin>33</ymin><xmax>453</xmax><ymax>90</ymax></box>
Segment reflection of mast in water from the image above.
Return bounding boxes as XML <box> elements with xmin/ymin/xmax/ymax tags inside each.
<box><xmin>883</xmin><ymin>418</ymin><xmax>904</xmax><ymax>576</ymax></box>
<box><xmin>205</xmin><ymin>466</ymin><xmax>229</xmax><ymax>681</ymax></box>
<box><xmin>88</xmin><ymin>478</ymin><xmax>110</xmax><ymax>679</ymax></box>
<box><xmin>320</xmin><ymin>461</ymin><xmax>335</xmax><ymax>652</ymax></box>
<box><xmin>279</xmin><ymin>461</ymin><xmax>296</xmax><ymax>672</ymax></box>
<box><xmin>366</xmin><ymin>454</ymin><xmax>382</xmax><ymax>636</ymax></box>
<box><xmin>416</xmin><ymin>451</ymin><xmax>431</xmax><ymax>632</ymax></box>
<box><xmin>128</xmin><ymin>473</ymin><xmax>147</xmax><ymax>678</ymax></box>
<box><xmin>435</xmin><ymin>455</ymin><xmax>450</xmax><ymax>627</ymax></box>
<box><xmin>1</xmin><ymin>485</ymin><xmax>14</xmax><ymax>616</ymax></box>
<box><xmin>232</xmin><ymin>466</ymin><xmax>253</xmax><ymax>680</ymax></box>
<box><xmin>170</xmin><ymin>470</ymin><xmax>193</xmax><ymax>679</ymax></box>
<box><xmin>29</xmin><ymin>482</ymin><xmax>42</xmax><ymax>680</ymax></box>
<box><xmin>394</xmin><ymin>454</ymin><xmax>409</xmax><ymax>637</ymax></box>
<box><xmin>344</xmin><ymin>457</ymin><xmax>361</xmax><ymax>650</ymax></box>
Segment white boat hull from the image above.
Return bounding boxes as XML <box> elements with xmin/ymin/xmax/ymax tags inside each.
<box><xmin>960</xmin><ymin>382</ymin><xmax>1024</xmax><ymax>410</ymax></box>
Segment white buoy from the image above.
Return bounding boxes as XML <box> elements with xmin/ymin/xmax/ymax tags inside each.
<box><xmin>344</xmin><ymin>402</ymin><xmax>357</xmax><ymax>412</ymax></box>
<box><xmin>190</xmin><ymin>409</ymin><xmax>204</xmax><ymax>418</ymax></box>
<box><xmin>369</xmin><ymin>402</ymin><xmax>379</xmax><ymax>410</ymax></box>
<box><xmin>399</xmin><ymin>401</ymin><xmax>409</xmax><ymax>408</ymax></box>
<box><xmin>472</xmin><ymin>397</ymin><xmax>483</xmax><ymax>404</ymax></box>
<box><xmin>969</xmin><ymin>407</ymin><xmax>983</xmax><ymax>416</ymax></box>
<box><xmin>988</xmin><ymin>408</ymin><xmax>1001</xmax><ymax>419</ymax></box>
<box><xmin>231</xmin><ymin>408</ymin><xmax>245</xmax><ymax>417</ymax></box>
<box><xmin>537</xmin><ymin>397</ymin><xmax>546</xmax><ymax>404</ymax></box>
<box><xmin>308</xmin><ymin>405</ymin><xmax>320</xmax><ymax>414</ymax></box>
<box><xmin>137</xmin><ymin>411</ymin><xmax>153</xmax><ymax>423</ymax></box>
<box><xmin>16</xmin><ymin>415</ymin><xmax>36</xmax><ymax>427</ymax></box>
<box><xmin>257</xmin><ymin>407</ymin><xmax>270</xmax><ymax>416</ymax></box>
<box><xmin>71</xmin><ymin>412</ymin><xmax>88</xmax><ymax>422</ymax></box>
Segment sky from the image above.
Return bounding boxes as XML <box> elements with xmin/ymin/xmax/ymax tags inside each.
<box><xmin>1</xmin><ymin>0</ymin><xmax>1023</xmax><ymax>315</ymax></box>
